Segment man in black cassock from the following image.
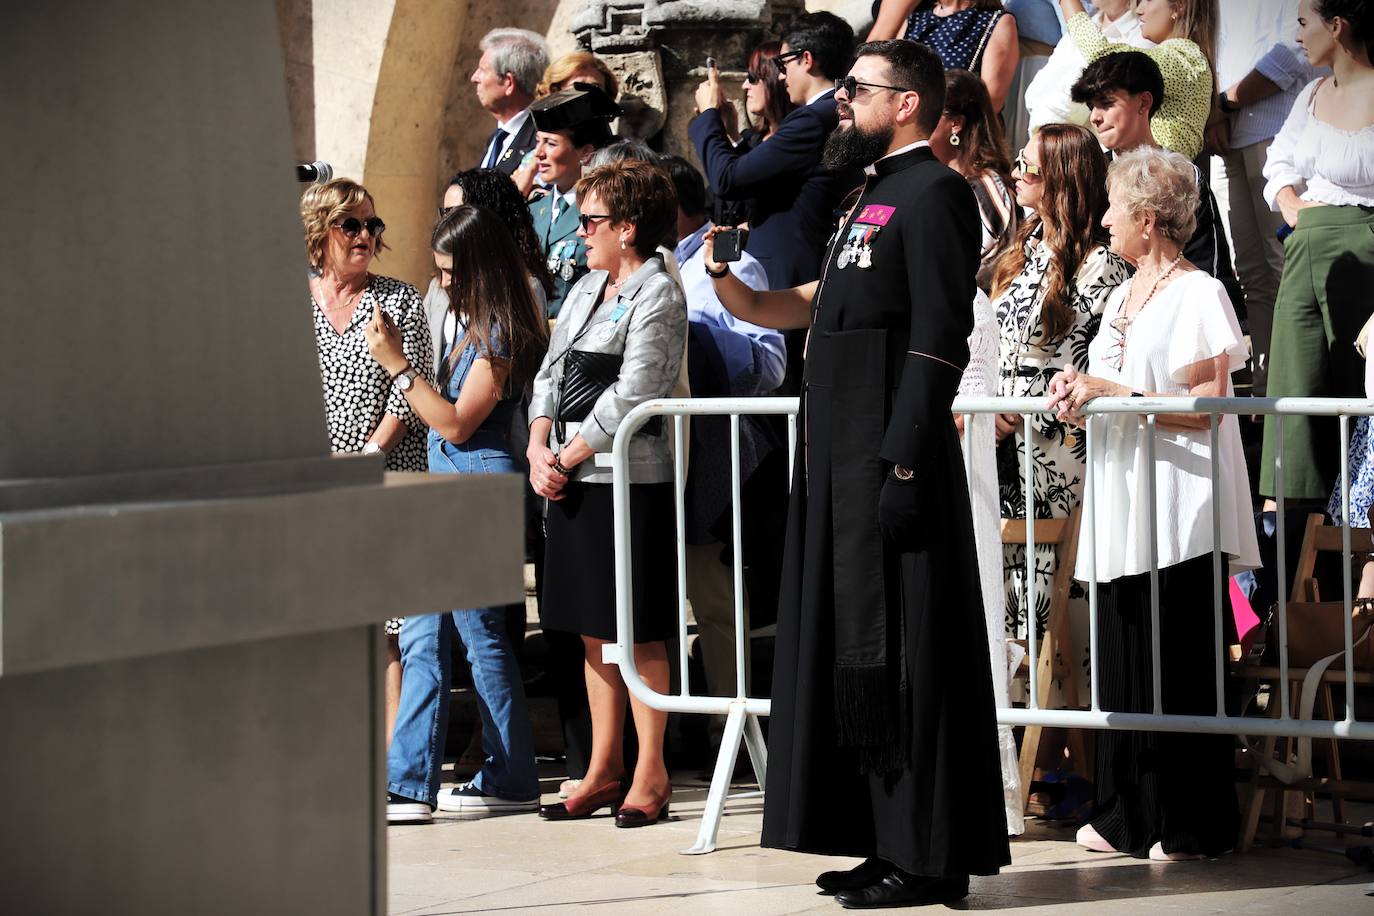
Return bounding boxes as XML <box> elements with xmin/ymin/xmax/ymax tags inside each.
<box><xmin>703</xmin><ymin>39</ymin><xmax>1010</xmax><ymax>908</ymax></box>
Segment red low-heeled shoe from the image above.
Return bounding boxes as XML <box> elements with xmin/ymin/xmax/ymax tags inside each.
<box><xmin>538</xmin><ymin>780</ymin><xmax>625</xmax><ymax>820</ymax></box>
<box><xmin>614</xmin><ymin>794</ymin><xmax>671</xmax><ymax>828</ymax></box>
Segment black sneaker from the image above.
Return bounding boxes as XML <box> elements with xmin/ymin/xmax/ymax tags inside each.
<box><xmin>387</xmin><ymin>792</ymin><xmax>434</xmax><ymax>824</ymax></box>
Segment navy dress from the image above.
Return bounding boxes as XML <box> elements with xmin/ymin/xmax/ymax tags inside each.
<box><xmin>904</xmin><ymin>6</ymin><xmax>1006</xmax><ymax>72</ymax></box>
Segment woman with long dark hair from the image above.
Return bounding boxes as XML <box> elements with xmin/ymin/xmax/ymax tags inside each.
<box><xmin>990</xmin><ymin>123</ymin><xmax>1130</xmax><ymax>659</ymax></box>
<box><xmin>1261</xmin><ymin>0</ymin><xmax>1374</xmax><ymax>502</ymax></box>
<box><xmin>929</xmin><ymin>68</ymin><xmax>1019</xmax><ymax>288</ymax></box>
<box><xmin>369</xmin><ymin>204</ymin><xmax>550</xmax><ymax>824</ymax></box>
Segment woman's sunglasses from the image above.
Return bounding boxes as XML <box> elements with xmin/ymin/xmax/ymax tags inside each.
<box><xmin>1014</xmin><ymin>151</ymin><xmax>1043</xmax><ymax>180</ymax></box>
<box><xmin>745</xmin><ymin>72</ymin><xmax>763</xmax><ymax>85</ymax></box>
<box><xmin>578</xmin><ymin>213</ymin><xmax>611</xmax><ymax>232</ymax></box>
<box><xmin>335</xmin><ymin>216</ymin><xmax>386</xmax><ymax>238</ymax></box>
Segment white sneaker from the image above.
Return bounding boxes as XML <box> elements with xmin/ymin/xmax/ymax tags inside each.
<box><xmin>1076</xmin><ymin>823</ymin><xmax>1116</xmax><ymax>853</ymax></box>
<box><xmin>387</xmin><ymin>793</ymin><xmax>434</xmax><ymax>825</ymax></box>
<box><xmin>436</xmin><ymin>782</ymin><xmax>538</xmax><ymax>814</ymax></box>
<box><xmin>1148</xmin><ymin>842</ymin><xmax>1209</xmax><ymax>862</ymax></box>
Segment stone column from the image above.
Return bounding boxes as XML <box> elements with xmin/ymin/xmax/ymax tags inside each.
<box><xmin>1</xmin><ymin>2</ymin><xmax>522</xmax><ymax>912</ymax></box>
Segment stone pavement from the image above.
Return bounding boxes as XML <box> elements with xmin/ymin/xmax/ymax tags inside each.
<box><xmin>388</xmin><ymin>775</ymin><xmax>1374</xmax><ymax>914</ymax></box>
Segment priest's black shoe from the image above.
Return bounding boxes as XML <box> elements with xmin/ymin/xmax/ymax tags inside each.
<box><xmin>834</xmin><ymin>872</ymin><xmax>969</xmax><ymax>909</ymax></box>
<box><xmin>815</xmin><ymin>858</ymin><xmax>894</xmax><ymax>895</ymax></box>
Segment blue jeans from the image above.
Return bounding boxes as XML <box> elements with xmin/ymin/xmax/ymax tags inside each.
<box><xmin>386</xmin><ymin>432</ymin><xmax>537</xmax><ymax>804</ymax></box>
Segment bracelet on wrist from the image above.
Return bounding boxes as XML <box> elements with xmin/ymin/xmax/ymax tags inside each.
<box><xmin>705</xmin><ymin>263</ymin><xmax>730</xmax><ymax>279</ymax></box>
<box><xmin>552</xmin><ymin>458</ymin><xmax>571</xmax><ymax>476</ymax></box>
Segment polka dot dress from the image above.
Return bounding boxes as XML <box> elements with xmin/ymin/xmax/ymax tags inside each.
<box><xmin>904</xmin><ymin>7</ymin><xmax>1005</xmax><ymax>72</ymax></box>
<box><xmin>312</xmin><ymin>274</ymin><xmax>433</xmax><ymax>636</ymax></box>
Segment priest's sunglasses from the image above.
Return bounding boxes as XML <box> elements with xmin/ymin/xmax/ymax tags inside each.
<box><xmin>834</xmin><ymin>76</ymin><xmax>912</xmax><ymax>100</ymax></box>
<box><xmin>335</xmin><ymin>216</ymin><xmax>386</xmax><ymax>238</ymax></box>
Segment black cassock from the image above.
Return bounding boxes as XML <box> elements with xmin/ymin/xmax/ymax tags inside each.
<box><xmin>760</xmin><ymin>146</ymin><xmax>1011</xmax><ymax>877</ymax></box>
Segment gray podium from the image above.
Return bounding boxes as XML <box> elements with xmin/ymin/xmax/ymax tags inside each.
<box><xmin>0</xmin><ymin>3</ymin><xmax>522</xmax><ymax>913</ymax></box>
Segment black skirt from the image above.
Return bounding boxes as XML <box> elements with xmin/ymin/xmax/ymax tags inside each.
<box><xmin>541</xmin><ymin>481</ymin><xmax>677</xmax><ymax>643</ymax></box>
<box><xmin>1090</xmin><ymin>553</ymin><xmax>1240</xmax><ymax>858</ymax></box>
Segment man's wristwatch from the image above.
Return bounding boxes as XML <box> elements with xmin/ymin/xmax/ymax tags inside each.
<box><xmin>393</xmin><ymin>365</ymin><xmax>420</xmax><ymax>391</ymax></box>
<box><xmin>705</xmin><ymin>263</ymin><xmax>731</xmax><ymax>279</ymax></box>
<box><xmin>1218</xmin><ymin>91</ymin><xmax>1240</xmax><ymax>114</ymax></box>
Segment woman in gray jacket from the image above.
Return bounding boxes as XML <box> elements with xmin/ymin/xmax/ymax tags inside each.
<box><xmin>530</xmin><ymin>160</ymin><xmax>687</xmax><ymax>829</ymax></box>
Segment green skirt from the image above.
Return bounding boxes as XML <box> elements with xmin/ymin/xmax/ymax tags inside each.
<box><xmin>1260</xmin><ymin>204</ymin><xmax>1374</xmax><ymax>500</ymax></box>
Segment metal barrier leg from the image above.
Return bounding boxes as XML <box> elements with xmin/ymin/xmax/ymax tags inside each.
<box><xmin>683</xmin><ymin>700</ymin><xmax>749</xmax><ymax>855</ymax></box>
<box><xmin>743</xmin><ymin>713</ymin><xmax>768</xmax><ymax>790</ymax></box>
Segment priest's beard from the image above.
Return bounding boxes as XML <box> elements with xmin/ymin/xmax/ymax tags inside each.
<box><xmin>822</xmin><ymin>119</ymin><xmax>894</xmax><ymax>169</ymax></box>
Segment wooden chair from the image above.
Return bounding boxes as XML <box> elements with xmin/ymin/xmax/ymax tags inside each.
<box><xmin>1237</xmin><ymin>514</ymin><xmax>1374</xmax><ymax>851</ymax></box>
<box><xmin>1004</xmin><ymin>505</ymin><xmax>1086</xmax><ymax>811</ymax></box>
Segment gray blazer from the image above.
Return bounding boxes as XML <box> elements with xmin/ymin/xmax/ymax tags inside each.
<box><xmin>530</xmin><ymin>257</ymin><xmax>687</xmax><ymax>484</ymax></box>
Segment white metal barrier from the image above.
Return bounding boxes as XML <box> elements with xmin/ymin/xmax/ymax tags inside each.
<box><xmin>603</xmin><ymin>395</ymin><xmax>1374</xmax><ymax>855</ymax></box>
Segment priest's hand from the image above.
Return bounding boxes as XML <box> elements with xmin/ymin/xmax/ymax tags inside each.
<box><xmin>878</xmin><ymin>468</ymin><xmax>923</xmax><ymax>549</ymax></box>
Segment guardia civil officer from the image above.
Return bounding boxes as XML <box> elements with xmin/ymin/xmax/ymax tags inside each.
<box><xmin>704</xmin><ymin>39</ymin><xmax>1010</xmax><ymax>908</ymax></box>
<box><xmin>527</xmin><ymin>84</ymin><xmax>619</xmax><ymax>319</ymax></box>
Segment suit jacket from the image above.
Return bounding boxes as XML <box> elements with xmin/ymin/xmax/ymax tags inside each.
<box><xmin>689</xmin><ymin>91</ymin><xmax>857</xmax><ymax>290</ymax></box>
<box><xmin>483</xmin><ymin>112</ymin><xmax>538</xmax><ymax>176</ymax></box>
<box><xmin>528</xmin><ymin>191</ymin><xmax>589</xmax><ymax>319</ymax></box>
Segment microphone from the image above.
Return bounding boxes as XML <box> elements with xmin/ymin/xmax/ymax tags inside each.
<box><xmin>296</xmin><ymin>161</ymin><xmax>334</xmax><ymax>183</ymax></box>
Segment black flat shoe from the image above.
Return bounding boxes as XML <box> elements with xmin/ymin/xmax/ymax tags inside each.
<box><xmin>834</xmin><ymin>872</ymin><xmax>969</xmax><ymax>909</ymax></box>
<box><xmin>613</xmin><ymin>797</ymin><xmax>670</xmax><ymax>828</ymax></box>
<box><xmin>815</xmin><ymin>858</ymin><xmax>894</xmax><ymax>895</ymax></box>
<box><xmin>538</xmin><ymin>780</ymin><xmax>625</xmax><ymax>820</ymax></box>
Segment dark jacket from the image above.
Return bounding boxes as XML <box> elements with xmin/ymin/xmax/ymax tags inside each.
<box><xmin>689</xmin><ymin>91</ymin><xmax>855</xmax><ymax>289</ymax></box>
<box><xmin>484</xmin><ymin>112</ymin><xmax>537</xmax><ymax>176</ymax></box>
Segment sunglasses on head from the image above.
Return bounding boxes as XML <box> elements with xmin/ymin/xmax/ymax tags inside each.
<box><xmin>335</xmin><ymin>216</ymin><xmax>386</xmax><ymax>238</ymax></box>
<box><xmin>1014</xmin><ymin>150</ymin><xmax>1043</xmax><ymax>180</ymax></box>
<box><xmin>771</xmin><ymin>49</ymin><xmax>805</xmax><ymax>74</ymax></box>
<box><xmin>578</xmin><ymin>213</ymin><xmax>611</xmax><ymax>232</ymax></box>
<box><xmin>834</xmin><ymin>75</ymin><xmax>912</xmax><ymax>100</ymax></box>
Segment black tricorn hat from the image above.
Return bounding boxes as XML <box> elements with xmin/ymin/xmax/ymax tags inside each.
<box><xmin>530</xmin><ymin>82</ymin><xmax>621</xmax><ymax>133</ymax></box>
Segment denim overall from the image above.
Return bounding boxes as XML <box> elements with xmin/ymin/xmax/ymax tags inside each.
<box><xmin>387</xmin><ymin>331</ymin><xmax>538</xmax><ymax>806</ymax></box>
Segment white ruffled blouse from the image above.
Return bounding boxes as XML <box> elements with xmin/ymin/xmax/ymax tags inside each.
<box><xmin>1076</xmin><ymin>271</ymin><xmax>1262</xmax><ymax>583</ymax></box>
<box><xmin>1264</xmin><ymin>77</ymin><xmax>1374</xmax><ymax>209</ymax></box>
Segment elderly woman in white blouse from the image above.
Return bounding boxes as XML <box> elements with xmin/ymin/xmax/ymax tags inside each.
<box><xmin>1048</xmin><ymin>147</ymin><xmax>1260</xmax><ymax>862</ymax></box>
<box><xmin>1258</xmin><ymin>0</ymin><xmax>1374</xmax><ymax>505</ymax></box>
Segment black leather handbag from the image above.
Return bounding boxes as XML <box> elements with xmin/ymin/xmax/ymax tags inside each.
<box><xmin>555</xmin><ymin>349</ymin><xmax>622</xmax><ymax>442</ymax></box>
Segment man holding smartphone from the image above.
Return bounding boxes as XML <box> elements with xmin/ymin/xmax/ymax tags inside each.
<box><xmin>690</xmin><ymin>12</ymin><xmax>856</xmax><ymax>292</ymax></box>
<box><xmin>703</xmin><ymin>39</ymin><xmax>1010</xmax><ymax>909</ymax></box>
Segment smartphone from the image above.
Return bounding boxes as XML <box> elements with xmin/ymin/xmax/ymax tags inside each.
<box><xmin>706</xmin><ymin>56</ymin><xmax>716</xmax><ymax>71</ymax></box>
<box><xmin>714</xmin><ymin>227</ymin><xmax>744</xmax><ymax>263</ymax></box>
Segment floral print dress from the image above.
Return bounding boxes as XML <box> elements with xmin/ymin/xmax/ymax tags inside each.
<box><xmin>995</xmin><ymin>236</ymin><xmax>1130</xmax><ymax>647</ymax></box>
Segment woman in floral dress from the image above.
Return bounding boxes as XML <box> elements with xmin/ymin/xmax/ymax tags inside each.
<box><xmin>990</xmin><ymin>124</ymin><xmax>1130</xmax><ymax>649</ymax></box>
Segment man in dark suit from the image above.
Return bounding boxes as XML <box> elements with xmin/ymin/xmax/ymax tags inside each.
<box><xmin>699</xmin><ymin>39</ymin><xmax>1011</xmax><ymax>908</ymax></box>
<box><xmin>689</xmin><ymin>12</ymin><xmax>857</xmax><ymax>291</ymax></box>
<box><xmin>470</xmin><ymin>28</ymin><xmax>548</xmax><ymax>176</ymax></box>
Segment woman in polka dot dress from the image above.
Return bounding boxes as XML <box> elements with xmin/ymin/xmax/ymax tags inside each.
<box><xmin>1058</xmin><ymin>0</ymin><xmax>1219</xmax><ymax>160</ymax></box>
<box><xmin>301</xmin><ymin>178</ymin><xmax>433</xmax><ymax>743</ymax></box>
<box><xmin>869</xmin><ymin>1</ymin><xmax>1021</xmax><ymax>113</ymax></box>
